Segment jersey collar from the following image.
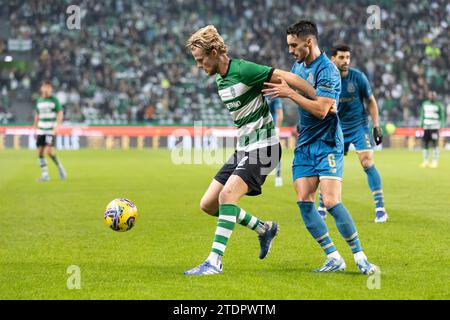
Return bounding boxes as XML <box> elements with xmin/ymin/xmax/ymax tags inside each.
<box><xmin>222</xmin><ymin>58</ymin><xmax>232</xmax><ymax>78</ymax></box>
<box><xmin>303</xmin><ymin>51</ymin><xmax>325</xmax><ymax>68</ymax></box>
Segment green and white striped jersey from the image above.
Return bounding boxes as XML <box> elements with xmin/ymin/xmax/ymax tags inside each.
<box><xmin>34</xmin><ymin>96</ymin><xmax>62</xmax><ymax>135</ymax></box>
<box><xmin>216</xmin><ymin>59</ymin><xmax>278</xmax><ymax>152</ymax></box>
<box><xmin>420</xmin><ymin>100</ymin><xmax>445</xmax><ymax>130</ymax></box>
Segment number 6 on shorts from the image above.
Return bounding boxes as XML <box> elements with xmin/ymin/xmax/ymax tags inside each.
<box><xmin>327</xmin><ymin>154</ymin><xmax>336</xmax><ymax>168</ymax></box>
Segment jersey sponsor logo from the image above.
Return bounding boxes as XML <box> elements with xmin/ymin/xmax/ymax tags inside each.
<box><xmin>347</xmin><ymin>82</ymin><xmax>355</xmax><ymax>93</ymax></box>
<box><xmin>225</xmin><ymin>100</ymin><xmax>241</xmax><ymax>110</ymax></box>
<box><xmin>339</xmin><ymin>97</ymin><xmax>354</xmax><ymax>103</ymax></box>
<box><xmin>37</xmin><ymin>101</ymin><xmax>56</xmax><ymax>109</ymax></box>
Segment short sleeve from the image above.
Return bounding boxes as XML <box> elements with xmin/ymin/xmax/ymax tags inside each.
<box><xmin>54</xmin><ymin>97</ymin><xmax>63</xmax><ymax>112</ymax></box>
<box><xmin>358</xmin><ymin>72</ymin><xmax>372</xmax><ymax>99</ymax></box>
<box><xmin>315</xmin><ymin>66</ymin><xmax>341</xmax><ymax>100</ymax></box>
<box><xmin>239</xmin><ymin>60</ymin><xmax>274</xmax><ymax>88</ymax></box>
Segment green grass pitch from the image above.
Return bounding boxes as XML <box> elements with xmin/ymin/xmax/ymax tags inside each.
<box><xmin>0</xmin><ymin>148</ymin><xmax>449</xmax><ymax>299</ymax></box>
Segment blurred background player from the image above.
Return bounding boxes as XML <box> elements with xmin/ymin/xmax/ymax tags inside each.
<box><xmin>263</xmin><ymin>21</ymin><xmax>377</xmax><ymax>275</ymax></box>
<box><xmin>420</xmin><ymin>90</ymin><xmax>445</xmax><ymax>168</ymax></box>
<box><xmin>316</xmin><ymin>44</ymin><xmax>387</xmax><ymax>223</ymax></box>
<box><xmin>33</xmin><ymin>81</ymin><xmax>67</xmax><ymax>181</ymax></box>
<box><xmin>267</xmin><ymin>97</ymin><xmax>284</xmax><ymax>187</ymax></box>
<box><xmin>184</xmin><ymin>25</ymin><xmax>316</xmax><ymax>276</ymax></box>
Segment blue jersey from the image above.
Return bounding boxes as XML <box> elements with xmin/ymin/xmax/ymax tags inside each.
<box><xmin>338</xmin><ymin>67</ymin><xmax>372</xmax><ymax>135</ymax></box>
<box><xmin>290</xmin><ymin>52</ymin><xmax>342</xmax><ymax>147</ymax></box>
<box><xmin>266</xmin><ymin>97</ymin><xmax>283</xmax><ymax>125</ymax></box>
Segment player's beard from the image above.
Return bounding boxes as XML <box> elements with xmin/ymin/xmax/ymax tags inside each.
<box><xmin>207</xmin><ymin>64</ymin><xmax>218</xmax><ymax>76</ymax></box>
<box><xmin>294</xmin><ymin>54</ymin><xmax>304</xmax><ymax>63</ymax></box>
<box><xmin>295</xmin><ymin>50</ymin><xmax>308</xmax><ymax>63</ymax></box>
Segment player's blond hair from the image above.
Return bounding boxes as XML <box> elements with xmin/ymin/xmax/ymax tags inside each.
<box><xmin>186</xmin><ymin>25</ymin><xmax>228</xmax><ymax>55</ymax></box>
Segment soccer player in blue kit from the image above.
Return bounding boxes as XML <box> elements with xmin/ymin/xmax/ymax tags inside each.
<box><xmin>263</xmin><ymin>21</ymin><xmax>377</xmax><ymax>274</ymax></box>
<box><xmin>317</xmin><ymin>44</ymin><xmax>388</xmax><ymax>223</ymax></box>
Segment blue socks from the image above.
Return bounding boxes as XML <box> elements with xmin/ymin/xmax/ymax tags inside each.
<box><xmin>328</xmin><ymin>203</ymin><xmax>362</xmax><ymax>253</ymax></box>
<box><xmin>298</xmin><ymin>201</ymin><xmax>336</xmax><ymax>255</ymax></box>
<box><xmin>319</xmin><ymin>165</ymin><xmax>386</xmax><ymax>213</ymax></box>
<box><xmin>364</xmin><ymin>165</ymin><xmax>384</xmax><ymax>210</ymax></box>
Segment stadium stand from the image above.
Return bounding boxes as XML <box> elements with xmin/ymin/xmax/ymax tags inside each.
<box><xmin>2</xmin><ymin>0</ymin><xmax>449</xmax><ymax>126</ymax></box>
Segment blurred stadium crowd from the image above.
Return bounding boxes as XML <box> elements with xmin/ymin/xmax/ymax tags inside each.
<box><xmin>1</xmin><ymin>0</ymin><xmax>449</xmax><ymax>126</ymax></box>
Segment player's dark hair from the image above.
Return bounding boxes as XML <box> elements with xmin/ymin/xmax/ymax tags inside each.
<box><xmin>41</xmin><ymin>80</ymin><xmax>52</xmax><ymax>87</ymax></box>
<box><xmin>286</xmin><ymin>20</ymin><xmax>318</xmax><ymax>41</ymax></box>
<box><xmin>331</xmin><ymin>44</ymin><xmax>351</xmax><ymax>56</ymax></box>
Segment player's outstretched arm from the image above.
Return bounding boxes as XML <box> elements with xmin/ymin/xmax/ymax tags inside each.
<box><xmin>262</xmin><ymin>78</ymin><xmax>335</xmax><ymax>120</ymax></box>
<box><xmin>269</xmin><ymin>69</ymin><xmax>316</xmax><ymax>99</ymax></box>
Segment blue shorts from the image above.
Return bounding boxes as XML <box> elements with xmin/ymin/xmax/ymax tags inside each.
<box><xmin>343</xmin><ymin>126</ymin><xmax>373</xmax><ymax>154</ymax></box>
<box><xmin>292</xmin><ymin>140</ymin><xmax>344</xmax><ymax>181</ymax></box>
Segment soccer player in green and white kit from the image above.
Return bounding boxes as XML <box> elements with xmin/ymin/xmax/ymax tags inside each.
<box><xmin>420</xmin><ymin>90</ymin><xmax>445</xmax><ymax>168</ymax></box>
<box><xmin>33</xmin><ymin>81</ymin><xmax>67</xmax><ymax>181</ymax></box>
<box><xmin>184</xmin><ymin>25</ymin><xmax>317</xmax><ymax>275</ymax></box>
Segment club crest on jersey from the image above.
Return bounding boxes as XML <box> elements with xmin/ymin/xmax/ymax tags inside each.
<box><xmin>347</xmin><ymin>82</ymin><xmax>355</xmax><ymax>93</ymax></box>
<box><xmin>307</xmin><ymin>72</ymin><xmax>314</xmax><ymax>85</ymax></box>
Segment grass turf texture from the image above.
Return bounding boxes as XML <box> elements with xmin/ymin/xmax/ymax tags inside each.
<box><xmin>0</xmin><ymin>149</ymin><xmax>449</xmax><ymax>299</ymax></box>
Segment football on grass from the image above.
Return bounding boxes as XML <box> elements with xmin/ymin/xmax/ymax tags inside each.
<box><xmin>104</xmin><ymin>198</ymin><xmax>138</xmax><ymax>232</ymax></box>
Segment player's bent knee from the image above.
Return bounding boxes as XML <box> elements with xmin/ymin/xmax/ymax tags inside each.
<box><xmin>322</xmin><ymin>197</ymin><xmax>340</xmax><ymax>209</ymax></box>
<box><xmin>218</xmin><ymin>190</ymin><xmax>231</xmax><ymax>204</ymax></box>
<box><xmin>218</xmin><ymin>189</ymin><xmax>238</xmax><ymax>205</ymax></box>
<box><xmin>362</xmin><ymin>159</ymin><xmax>373</xmax><ymax>169</ymax></box>
<box><xmin>360</xmin><ymin>155</ymin><xmax>373</xmax><ymax>168</ymax></box>
<box><xmin>297</xmin><ymin>195</ymin><xmax>315</xmax><ymax>202</ymax></box>
<box><xmin>294</xmin><ymin>187</ymin><xmax>315</xmax><ymax>202</ymax></box>
<box><xmin>199</xmin><ymin>199</ymin><xmax>217</xmax><ymax>215</ymax></box>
